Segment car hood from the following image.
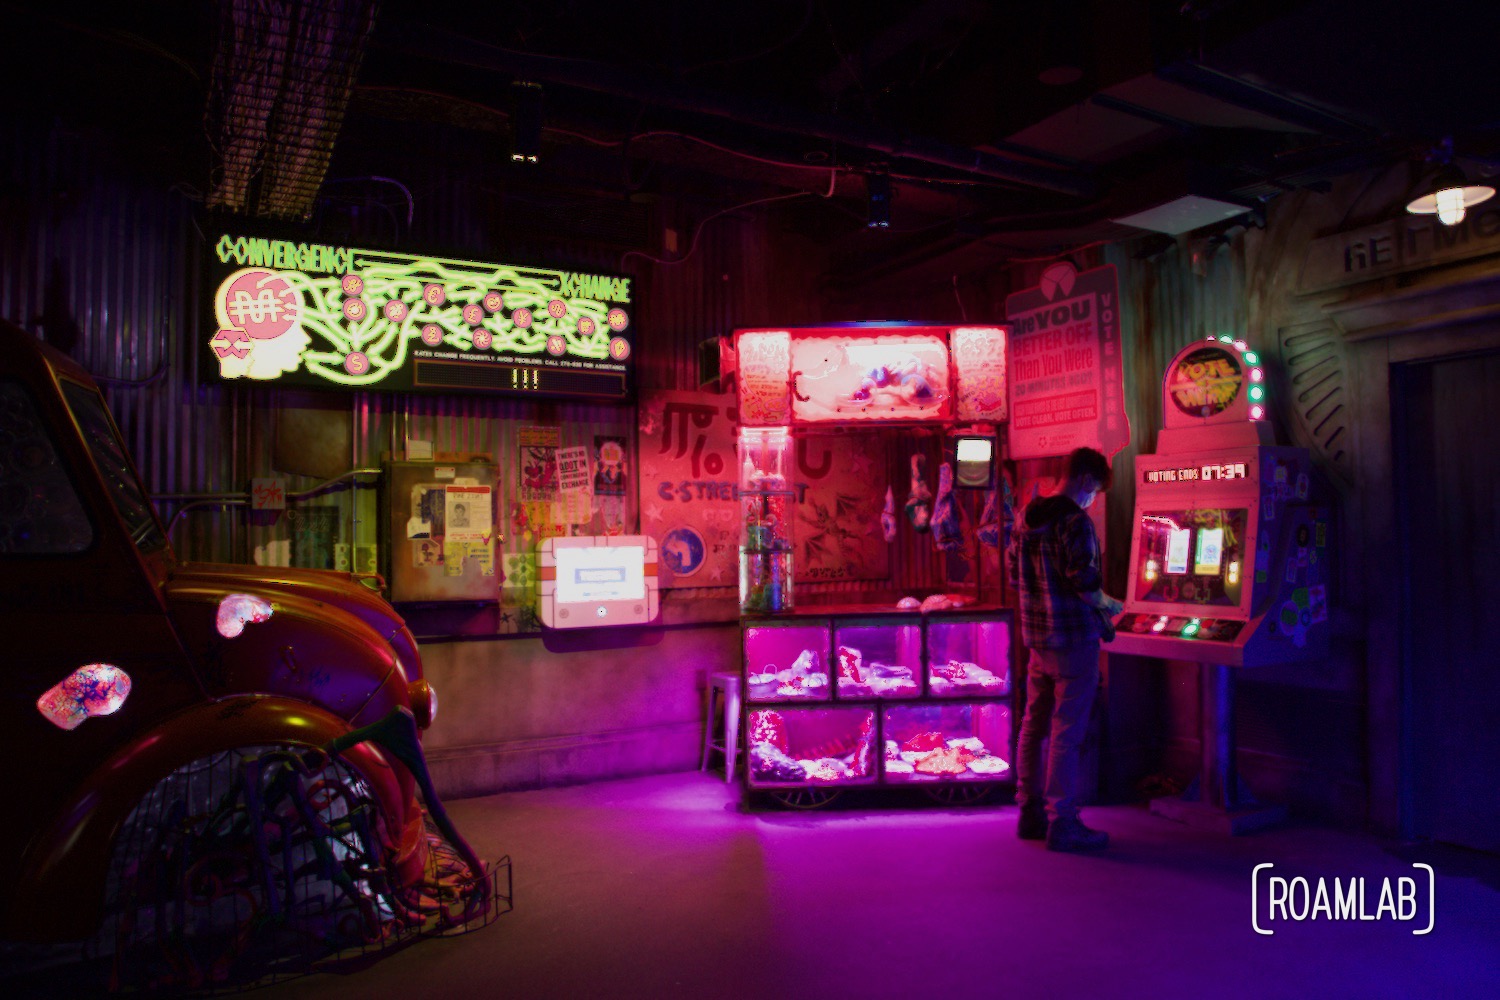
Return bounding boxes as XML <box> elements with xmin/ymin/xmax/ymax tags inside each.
<box><xmin>166</xmin><ymin>563</ymin><xmax>407</xmax><ymax>642</ymax></box>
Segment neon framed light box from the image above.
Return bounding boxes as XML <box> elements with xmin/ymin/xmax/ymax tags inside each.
<box><xmin>203</xmin><ymin>233</ymin><xmax>636</xmax><ymax>400</ymax></box>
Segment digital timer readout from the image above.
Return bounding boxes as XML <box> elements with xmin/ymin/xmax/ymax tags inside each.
<box><xmin>1142</xmin><ymin>462</ymin><xmax>1248</xmax><ymax>485</ymax></box>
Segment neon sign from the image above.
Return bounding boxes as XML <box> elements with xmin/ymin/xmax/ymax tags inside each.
<box><xmin>205</xmin><ymin>234</ymin><xmax>635</xmax><ymax>399</ymax></box>
<box><xmin>1168</xmin><ymin>346</ymin><xmax>1243</xmax><ymax>417</ymax></box>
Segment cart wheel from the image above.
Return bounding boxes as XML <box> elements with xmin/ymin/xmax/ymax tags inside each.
<box><xmin>770</xmin><ymin>787</ymin><xmax>842</xmax><ymax>810</ymax></box>
<box><xmin>100</xmin><ymin>745</ymin><xmax>391</xmax><ymax>991</ymax></box>
<box><xmin>925</xmin><ymin>783</ymin><xmax>994</xmax><ymax>806</ymax></box>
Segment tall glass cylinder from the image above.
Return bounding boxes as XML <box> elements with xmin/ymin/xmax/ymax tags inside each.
<box><xmin>738</xmin><ymin>427</ymin><xmax>795</xmax><ymax>614</ymax></box>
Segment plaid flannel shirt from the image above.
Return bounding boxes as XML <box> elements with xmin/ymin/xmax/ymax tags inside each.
<box><xmin>1006</xmin><ymin>495</ymin><xmax>1105</xmax><ymax>649</ymax></box>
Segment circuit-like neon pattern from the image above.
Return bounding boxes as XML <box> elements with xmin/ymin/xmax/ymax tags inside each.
<box><xmin>210</xmin><ymin>238</ymin><xmax>632</xmax><ymax>388</ymax></box>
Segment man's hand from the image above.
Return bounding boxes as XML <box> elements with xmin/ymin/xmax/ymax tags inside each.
<box><xmin>1083</xmin><ymin>590</ymin><xmax>1125</xmax><ymax>616</ymax></box>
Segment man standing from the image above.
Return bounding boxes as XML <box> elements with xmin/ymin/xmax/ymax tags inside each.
<box><xmin>1006</xmin><ymin>447</ymin><xmax>1123</xmax><ymax>852</ymax></box>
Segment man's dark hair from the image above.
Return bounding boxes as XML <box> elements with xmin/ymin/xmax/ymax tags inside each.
<box><xmin>1065</xmin><ymin>447</ymin><xmax>1113</xmax><ymax>491</ymax></box>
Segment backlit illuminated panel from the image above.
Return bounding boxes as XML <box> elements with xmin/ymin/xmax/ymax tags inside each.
<box><xmin>881</xmin><ymin>702</ymin><xmax>1012</xmax><ymax>782</ymax></box>
<box><xmin>37</xmin><ymin>664</ymin><xmax>131</xmax><ymax>731</ymax></box>
<box><xmin>217</xmin><ymin>593</ymin><xmax>274</xmax><ymax>638</ymax></box>
<box><xmin>735</xmin><ymin>330</ymin><xmax>792</xmax><ymax>425</ymax></box>
<box><xmin>788</xmin><ymin>332</ymin><xmax>950</xmax><ymax>423</ymax></box>
<box><xmin>745</xmin><ymin>706</ymin><xmax>877</xmax><ymax>786</ymax></box>
<box><xmin>205</xmin><ymin>235</ymin><xmax>634</xmax><ymax>398</ymax></box>
<box><xmin>538</xmin><ymin>535</ymin><xmax>660</xmax><ymax>627</ymax></box>
<box><xmin>951</xmin><ymin>326</ymin><xmax>1009</xmax><ymax>422</ymax></box>
<box><xmin>1162</xmin><ymin>336</ymin><xmax>1269</xmax><ymax>427</ymax></box>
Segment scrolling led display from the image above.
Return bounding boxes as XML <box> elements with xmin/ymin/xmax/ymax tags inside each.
<box><xmin>204</xmin><ymin>234</ymin><xmax>635</xmax><ymax>400</ymax></box>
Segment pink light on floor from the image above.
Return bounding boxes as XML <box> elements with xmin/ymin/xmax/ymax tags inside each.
<box><xmin>217</xmin><ymin>593</ymin><xmax>274</xmax><ymax>638</ymax></box>
<box><xmin>37</xmin><ymin>663</ymin><xmax>131</xmax><ymax>730</ymax></box>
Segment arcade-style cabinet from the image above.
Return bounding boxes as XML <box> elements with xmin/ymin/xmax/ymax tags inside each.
<box><xmin>1111</xmin><ymin>336</ymin><xmax>1332</xmax><ymax>833</ymax></box>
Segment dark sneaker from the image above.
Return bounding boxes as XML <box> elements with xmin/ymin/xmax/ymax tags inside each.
<box><xmin>1046</xmin><ymin>817</ymin><xmax>1109</xmax><ymax>852</ymax></box>
<box><xmin>1017</xmin><ymin>803</ymin><xmax>1049</xmax><ymax>840</ymax></box>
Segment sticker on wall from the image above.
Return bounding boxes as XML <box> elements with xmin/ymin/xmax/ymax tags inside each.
<box><xmin>593</xmin><ymin>435</ymin><xmax>631</xmax><ymax>536</ymax></box>
<box><xmin>1278</xmin><ymin>601</ymin><xmax>1303</xmax><ymax>645</ymax></box>
<box><xmin>523</xmin><ymin>500</ymin><xmax>566</xmax><ymax>540</ymax></box>
<box><xmin>1307</xmin><ymin>584</ymin><xmax>1328</xmax><ymax>624</ymax></box>
<box><xmin>289</xmin><ymin>506</ymin><xmax>339</xmax><ymax>570</ymax></box>
<box><xmin>593</xmin><ymin>436</ymin><xmax>628</xmax><ymax>496</ymax></box>
<box><xmin>558</xmin><ymin>446</ymin><xmax>592</xmax><ymax>494</ymax></box>
<box><xmin>661</xmin><ymin>526</ymin><xmax>707</xmax><ymax>578</ymax></box>
<box><xmin>519</xmin><ymin>426</ymin><xmax>561</xmax><ymax>502</ymax></box>
<box><xmin>445</xmin><ymin>485</ymin><xmax>493</xmax><ymax>544</ymax></box>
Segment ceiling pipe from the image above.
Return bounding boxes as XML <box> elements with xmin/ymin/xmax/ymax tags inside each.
<box><xmin>382</xmin><ymin>19</ymin><xmax>1100</xmax><ymax>200</ymax></box>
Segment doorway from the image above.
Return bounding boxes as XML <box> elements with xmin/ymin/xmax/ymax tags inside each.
<box><xmin>1393</xmin><ymin>349</ymin><xmax>1500</xmax><ymax>852</ymax></box>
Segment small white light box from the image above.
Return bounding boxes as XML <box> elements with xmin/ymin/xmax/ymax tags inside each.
<box><xmin>538</xmin><ymin>535</ymin><xmax>660</xmax><ymax>628</ymax></box>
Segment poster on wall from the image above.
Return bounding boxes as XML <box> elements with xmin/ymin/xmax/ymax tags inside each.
<box><xmin>794</xmin><ymin>432</ymin><xmax>890</xmax><ymax>583</ymax></box>
<box><xmin>637</xmin><ymin>390</ymin><xmax>892</xmax><ymax>588</ymax></box>
<box><xmin>639</xmin><ymin>391</ymin><xmax>737</xmax><ymax>587</ymax></box>
<box><xmin>518</xmin><ymin>426</ymin><xmax>560</xmax><ymax>502</ymax></box>
<box><xmin>593</xmin><ymin>435</ymin><xmax>630</xmax><ymax>535</ymax></box>
<box><xmin>1004</xmin><ymin>261</ymin><xmax>1130</xmax><ymax>459</ymax></box>
<box><xmin>204</xmin><ymin>233</ymin><xmax>635</xmax><ymax>401</ymax></box>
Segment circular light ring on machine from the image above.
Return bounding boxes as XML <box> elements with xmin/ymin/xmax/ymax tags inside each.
<box><xmin>1249</xmin><ymin>386</ymin><xmax>1264</xmax><ymax>401</ymax></box>
<box><xmin>1243</xmin><ymin>351</ymin><xmax>1259</xmax><ymax>364</ymax></box>
<box><xmin>1250</xmin><ymin>368</ymin><xmax>1263</xmax><ymax>382</ymax></box>
<box><xmin>1250</xmin><ymin>405</ymin><xmax>1264</xmax><ymax>420</ymax></box>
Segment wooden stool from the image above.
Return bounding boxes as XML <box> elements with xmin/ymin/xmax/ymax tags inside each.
<box><xmin>700</xmin><ymin>672</ymin><xmax>742</xmax><ymax>783</ymax></box>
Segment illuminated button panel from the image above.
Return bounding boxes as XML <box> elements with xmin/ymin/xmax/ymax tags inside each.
<box><xmin>1118</xmin><ymin>613</ymin><xmax>1245</xmax><ymax>642</ymax></box>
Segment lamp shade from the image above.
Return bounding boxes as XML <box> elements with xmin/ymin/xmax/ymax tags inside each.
<box><xmin>1406</xmin><ymin>163</ymin><xmax>1495</xmax><ymax>225</ymax></box>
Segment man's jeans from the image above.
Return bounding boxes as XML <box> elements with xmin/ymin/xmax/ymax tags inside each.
<box><xmin>1015</xmin><ymin>642</ymin><xmax>1101</xmax><ymax>823</ymax></box>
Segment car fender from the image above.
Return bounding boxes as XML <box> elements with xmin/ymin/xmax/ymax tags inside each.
<box><xmin>4</xmin><ymin>695</ymin><xmax>425</xmax><ymax>941</ymax></box>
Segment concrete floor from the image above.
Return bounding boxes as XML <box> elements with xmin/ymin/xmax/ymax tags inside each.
<box><xmin>249</xmin><ymin>771</ymin><xmax>1500</xmax><ymax>1000</ymax></box>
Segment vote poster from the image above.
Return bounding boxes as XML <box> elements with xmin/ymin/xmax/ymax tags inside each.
<box><xmin>1004</xmin><ymin>262</ymin><xmax>1130</xmax><ymax>459</ymax></box>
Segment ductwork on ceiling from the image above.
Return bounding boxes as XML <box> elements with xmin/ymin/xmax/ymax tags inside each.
<box><xmin>206</xmin><ymin>0</ymin><xmax>379</xmax><ymax>220</ymax></box>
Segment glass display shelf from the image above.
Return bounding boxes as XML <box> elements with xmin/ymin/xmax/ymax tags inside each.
<box><xmin>881</xmin><ymin>701</ymin><xmax>1013</xmax><ymax>783</ymax></box>
<box><xmin>833</xmin><ymin>617</ymin><xmax>922</xmax><ymax>700</ymax></box>
<box><xmin>744</xmin><ymin>621</ymin><xmax>831</xmax><ymax>702</ymax></box>
<box><xmin>746</xmin><ymin>706</ymin><xmax>879</xmax><ymax>788</ymax></box>
<box><xmin>924</xmin><ymin>609</ymin><xmax>1012</xmax><ymax>698</ymax></box>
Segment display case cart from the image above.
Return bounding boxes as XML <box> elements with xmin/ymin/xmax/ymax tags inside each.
<box><xmin>742</xmin><ymin>604</ymin><xmax>1017</xmax><ymax>808</ymax></box>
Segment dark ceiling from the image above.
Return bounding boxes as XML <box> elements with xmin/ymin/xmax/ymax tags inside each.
<box><xmin>6</xmin><ymin>0</ymin><xmax>1500</xmax><ymax>290</ymax></box>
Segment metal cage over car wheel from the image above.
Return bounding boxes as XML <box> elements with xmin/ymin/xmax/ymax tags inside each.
<box><xmin>96</xmin><ymin>745</ymin><xmax>508</xmax><ymax>994</ymax></box>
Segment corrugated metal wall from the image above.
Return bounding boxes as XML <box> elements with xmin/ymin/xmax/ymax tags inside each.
<box><xmin>1103</xmin><ymin>237</ymin><xmax>1248</xmax><ymax>592</ymax></box>
<box><xmin>2</xmin><ymin>117</ymin><xmax>962</xmax><ymax>602</ymax></box>
<box><xmin>1</xmin><ymin>118</ymin><xmax>251</xmax><ymax>562</ymax></box>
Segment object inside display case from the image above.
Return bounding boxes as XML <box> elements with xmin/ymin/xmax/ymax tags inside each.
<box><xmin>834</xmin><ymin>622</ymin><xmax>921</xmax><ymax>699</ymax></box>
<box><xmin>747</xmin><ymin>707</ymin><xmax>878</xmax><ymax>785</ymax></box>
<box><xmin>745</xmin><ymin>624</ymin><xmax>830</xmax><ymax>701</ymax></box>
<box><xmin>787</xmin><ymin>333</ymin><xmax>951</xmax><ymax>422</ymax></box>
<box><xmin>881</xmin><ymin>703</ymin><xmax>1011</xmax><ymax>781</ymax></box>
<box><xmin>926</xmin><ymin>616</ymin><xmax>1011</xmax><ymax>696</ymax></box>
